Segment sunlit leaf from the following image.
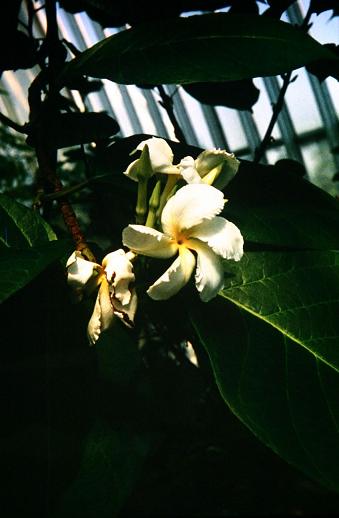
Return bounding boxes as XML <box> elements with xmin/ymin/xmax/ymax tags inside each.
<box><xmin>191</xmin><ymin>297</ymin><xmax>339</xmax><ymax>492</ymax></box>
<box><xmin>0</xmin><ymin>193</ymin><xmax>56</xmax><ymax>248</ymax></box>
<box><xmin>0</xmin><ymin>240</ymin><xmax>72</xmax><ymax>303</ymax></box>
<box><xmin>221</xmin><ymin>250</ymin><xmax>339</xmax><ymax>371</ymax></box>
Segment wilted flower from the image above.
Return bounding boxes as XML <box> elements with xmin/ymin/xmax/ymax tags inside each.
<box><xmin>66</xmin><ymin>249</ymin><xmax>137</xmax><ymax>345</ymax></box>
<box><xmin>122</xmin><ymin>183</ymin><xmax>243</xmax><ymax>302</ymax></box>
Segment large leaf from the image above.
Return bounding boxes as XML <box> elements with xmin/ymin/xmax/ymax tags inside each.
<box><xmin>183</xmin><ymin>79</ymin><xmax>260</xmax><ymax>110</ymax></box>
<box><xmin>221</xmin><ymin>250</ymin><xmax>339</xmax><ymax>371</ymax></box>
<box><xmin>59</xmin><ymin>13</ymin><xmax>337</xmax><ymax>85</ymax></box>
<box><xmin>0</xmin><ymin>193</ymin><xmax>56</xmax><ymax>247</ymax></box>
<box><xmin>191</xmin><ymin>297</ymin><xmax>339</xmax><ymax>492</ymax></box>
<box><xmin>26</xmin><ymin>112</ymin><xmax>120</xmax><ymax>149</ymax></box>
<box><xmin>223</xmin><ymin>161</ymin><xmax>339</xmax><ymax>250</ymax></box>
<box><xmin>0</xmin><ymin>240</ymin><xmax>72</xmax><ymax>303</ymax></box>
<box><xmin>54</xmin><ymin>419</ymin><xmax>153</xmax><ymax>518</ymax></box>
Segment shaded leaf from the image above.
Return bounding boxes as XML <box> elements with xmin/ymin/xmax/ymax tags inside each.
<box><xmin>309</xmin><ymin>0</ymin><xmax>339</xmax><ymax>17</ymax></box>
<box><xmin>191</xmin><ymin>296</ymin><xmax>339</xmax><ymax>492</ymax></box>
<box><xmin>54</xmin><ymin>419</ymin><xmax>153</xmax><ymax>517</ymax></box>
<box><xmin>183</xmin><ymin>79</ymin><xmax>260</xmax><ymax>110</ymax></box>
<box><xmin>223</xmin><ymin>160</ymin><xmax>339</xmax><ymax>249</ymax></box>
<box><xmin>0</xmin><ymin>193</ymin><xmax>56</xmax><ymax>248</ymax></box>
<box><xmin>306</xmin><ymin>44</ymin><xmax>339</xmax><ymax>82</ymax></box>
<box><xmin>59</xmin><ymin>13</ymin><xmax>338</xmax><ymax>85</ymax></box>
<box><xmin>263</xmin><ymin>0</ymin><xmax>297</xmax><ymax>19</ymax></box>
<box><xmin>0</xmin><ymin>30</ymin><xmax>38</xmax><ymax>72</ymax></box>
<box><xmin>58</xmin><ymin>0</ymin><xmax>230</xmax><ymax>27</ymax></box>
<box><xmin>27</xmin><ymin>112</ymin><xmax>120</xmax><ymax>149</ymax></box>
<box><xmin>65</xmin><ymin>77</ymin><xmax>103</xmax><ymax>95</ymax></box>
<box><xmin>0</xmin><ymin>240</ymin><xmax>73</xmax><ymax>303</ymax></box>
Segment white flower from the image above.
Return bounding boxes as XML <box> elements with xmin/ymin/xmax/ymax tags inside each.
<box><xmin>179</xmin><ymin>149</ymin><xmax>240</xmax><ymax>189</ymax></box>
<box><xmin>66</xmin><ymin>249</ymin><xmax>137</xmax><ymax>346</ymax></box>
<box><xmin>122</xmin><ymin>184</ymin><xmax>243</xmax><ymax>302</ymax></box>
<box><xmin>124</xmin><ymin>137</ymin><xmax>240</xmax><ymax>190</ymax></box>
<box><xmin>124</xmin><ymin>137</ymin><xmax>179</xmax><ymax>181</ymax></box>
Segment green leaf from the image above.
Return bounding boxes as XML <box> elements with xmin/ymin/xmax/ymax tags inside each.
<box><xmin>0</xmin><ymin>193</ymin><xmax>56</xmax><ymax>248</ymax></box>
<box><xmin>59</xmin><ymin>13</ymin><xmax>338</xmax><ymax>85</ymax></box>
<box><xmin>26</xmin><ymin>112</ymin><xmax>120</xmax><ymax>149</ymax></box>
<box><xmin>0</xmin><ymin>240</ymin><xmax>72</xmax><ymax>303</ymax></box>
<box><xmin>221</xmin><ymin>250</ymin><xmax>339</xmax><ymax>371</ymax></box>
<box><xmin>183</xmin><ymin>79</ymin><xmax>260</xmax><ymax>110</ymax></box>
<box><xmin>191</xmin><ymin>297</ymin><xmax>339</xmax><ymax>492</ymax></box>
<box><xmin>224</xmin><ymin>161</ymin><xmax>339</xmax><ymax>249</ymax></box>
<box><xmin>55</xmin><ymin>419</ymin><xmax>153</xmax><ymax>518</ymax></box>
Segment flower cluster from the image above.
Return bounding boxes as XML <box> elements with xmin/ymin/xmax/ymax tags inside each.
<box><xmin>66</xmin><ymin>137</ymin><xmax>244</xmax><ymax>345</ymax></box>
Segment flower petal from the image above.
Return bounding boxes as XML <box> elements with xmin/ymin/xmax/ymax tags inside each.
<box><xmin>66</xmin><ymin>251</ymin><xmax>102</xmax><ymax>300</ymax></box>
<box><xmin>161</xmin><ymin>183</ymin><xmax>225</xmax><ymax>236</ymax></box>
<box><xmin>188</xmin><ymin>217</ymin><xmax>244</xmax><ymax>261</ymax></box>
<box><xmin>138</xmin><ymin>137</ymin><xmax>174</xmax><ymax>173</ymax></box>
<box><xmin>195</xmin><ymin>149</ymin><xmax>240</xmax><ymax>189</ymax></box>
<box><xmin>124</xmin><ymin>137</ymin><xmax>178</xmax><ymax>181</ymax></box>
<box><xmin>87</xmin><ymin>277</ymin><xmax>114</xmax><ymax>346</ymax></box>
<box><xmin>147</xmin><ymin>247</ymin><xmax>195</xmax><ymax>300</ymax></box>
<box><xmin>188</xmin><ymin>240</ymin><xmax>225</xmax><ymax>302</ymax></box>
<box><xmin>178</xmin><ymin>156</ymin><xmax>202</xmax><ymax>184</ymax></box>
<box><xmin>124</xmin><ymin>157</ymin><xmax>141</xmax><ymax>181</ymax></box>
<box><xmin>122</xmin><ymin>224</ymin><xmax>177</xmax><ymax>258</ymax></box>
<box><xmin>113</xmin><ymin>288</ymin><xmax>138</xmax><ymax>328</ymax></box>
<box><xmin>102</xmin><ymin>249</ymin><xmax>135</xmax><ymax>306</ymax></box>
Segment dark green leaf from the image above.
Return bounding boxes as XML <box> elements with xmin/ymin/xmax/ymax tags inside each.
<box><xmin>191</xmin><ymin>297</ymin><xmax>339</xmax><ymax>492</ymax></box>
<box><xmin>0</xmin><ymin>240</ymin><xmax>72</xmax><ymax>303</ymax></box>
<box><xmin>27</xmin><ymin>112</ymin><xmax>120</xmax><ymax>149</ymax></box>
<box><xmin>221</xmin><ymin>250</ymin><xmax>339</xmax><ymax>371</ymax></box>
<box><xmin>59</xmin><ymin>13</ymin><xmax>338</xmax><ymax>85</ymax></box>
<box><xmin>263</xmin><ymin>0</ymin><xmax>297</xmax><ymax>19</ymax></box>
<box><xmin>306</xmin><ymin>44</ymin><xmax>339</xmax><ymax>82</ymax></box>
<box><xmin>183</xmin><ymin>79</ymin><xmax>260</xmax><ymax>110</ymax></box>
<box><xmin>55</xmin><ymin>419</ymin><xmax>153</xmax><ymax>517</ymax></box>
<box><xmin>58</xmin><ymin>0</ymin><xmax>231</xmax><ymax>28</ymax></box>
<box><xmin>0</xmin><ymin>193</ymin><xmax>56</xmax><ymax>248</ymax></box>
<box><xmin>223</xmin><ymin>161</ymin><xmax>339</xmax><ymax>249</ymax></box>
<box><xmin>310</xmin><ymin>0</ymin><xmax>339</xmax><ymax>17</ymax></box>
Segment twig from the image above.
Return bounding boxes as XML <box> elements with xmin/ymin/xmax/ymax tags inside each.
<box><xmin>31</xmin><ymin>0</ymin><xmax>95</xmax><ymax>261</ymax></box>
<box><xmin>253</xmin><ymin>3</ymin><xmax>314</xmax><ymax>163</ymax></box>
<box><xmin>0</xmin><ymin>112</ymin><xmax>28</xmax><ymax>134</ymax></box>
<box><xmin>157</xmin><ymin>85</ymin><xmax>187</xmax><ymax>144</ymax></box>
<box><xmin>254</xmin><ymin>71</ymin><xmax>292</xmax><ymax>163</ymax></box>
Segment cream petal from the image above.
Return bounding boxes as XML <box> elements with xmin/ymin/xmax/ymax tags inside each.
<box><xmin>137</xmin><ymin>137</ymin><xmax>174</xmax><ymax>172</ymax></box>
<box><xmin>102</xmin><ymin>249</ymin><xmax>135</xmax><ymax>306</ymax></box>
<box><xmin>147</xmin><ymin>247</ymin><xmax>195</xmax><ymax>300</ymax></box>
<box><xmin>112</xmin><ymin>288</ymin><xmax>138</xmax><ymax>328</ymax></box>
<box><xmin>178</xmin><ymin>156</ymin><xmax>202</xmax><ymax>184</ymax></box>
<box><xmin>66</xmin><ymin>251</ymin><xmax>102</xmax><ymax>295</ymax></box>
<box><xmin>187</xmin><ymin>240</ymin><xmax>225</xmax><ymax>302</ymax></box>
<box><xmin>122</xmin><ymin>224</ymin><xmax>177</xmax><ymax>258</ymax></box>
<box><xmin>87</xmin><ymin>278</ymin><xmax>114</xmax><ymax>346</ymax></box>
<box><xmin>123</xmin><ymin>157</ymin><xmax>140</xmax><ymax>181</ymax></box>
<box><xmin>161</xmin><ymin>183</ymin><xmax>225</xmax><ymax>236</ymax></box>
<box><xmin>188</xmin><ymin>217</ymin><xmax>244</xmax><ymax>261</ymax></box>
<box><xmin>195</xmin><ymin>149</ymin><xmax>240</xmax><ymax>189</ymax></box>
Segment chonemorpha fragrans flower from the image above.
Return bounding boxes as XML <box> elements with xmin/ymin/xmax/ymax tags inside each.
<box><xmin>66</xmin><ymin>249</ymin><xmax>137</xmax><ymax>346</ymax></box>
<box><xmin>124</xmin><ymin>137</ymin><xmax>240</xmax><ymax>189</ymax></box>
<box><xmin>122</xmin><ymin>183</ymin><xmax>243</xmax><ymax>302</ymax></box>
